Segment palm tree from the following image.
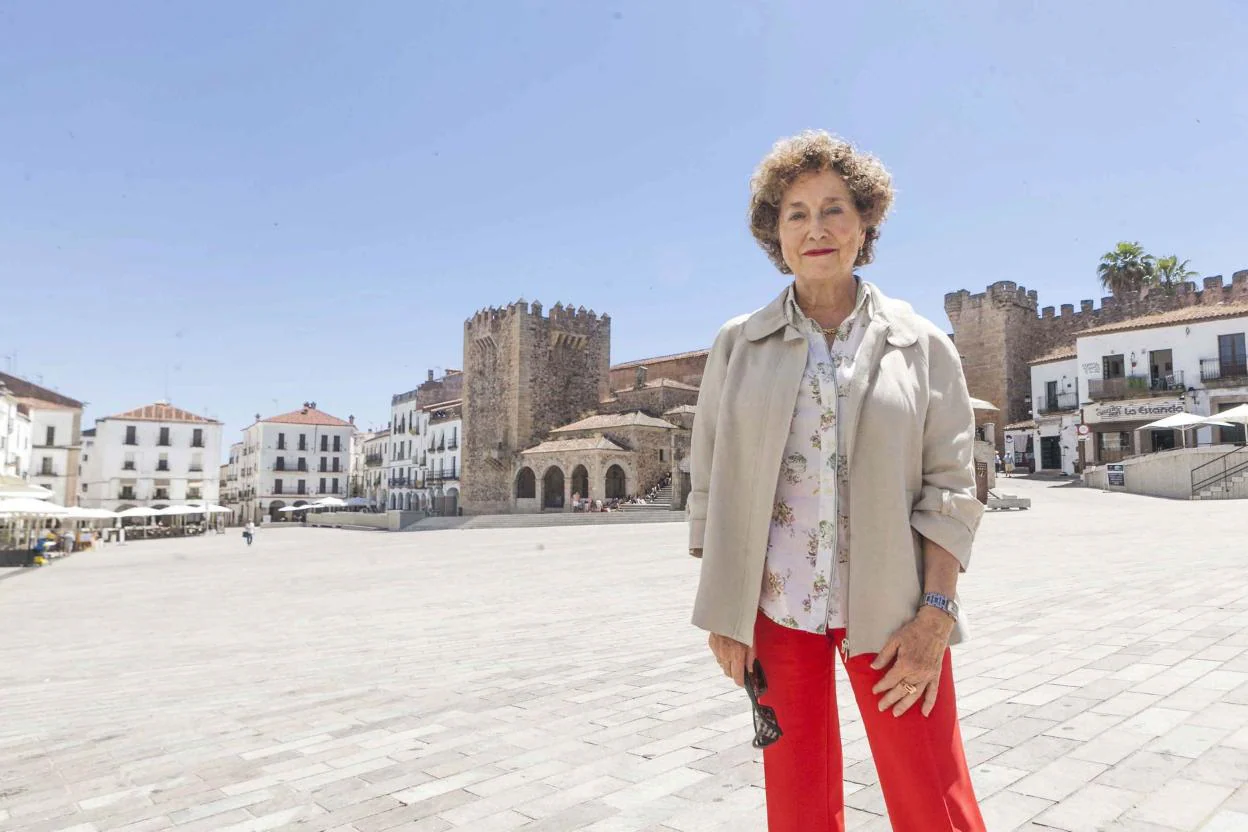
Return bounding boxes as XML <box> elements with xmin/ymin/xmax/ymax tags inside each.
<box><xmin>1153</xmin><ymin>255</ymin><xmax>1198</xmax><ymax>295</ymax></box>
<box><xmin>1097</xmin><ymin>242</ymin><xmax>1156</xmax><ymax>297</ymax></box>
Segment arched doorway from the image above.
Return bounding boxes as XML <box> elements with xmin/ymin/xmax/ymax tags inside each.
<box><xmin>571</xmin><ymin>465</ymin><xmax>589</xmax><ymax>500</ymax></box>
<box><xmin>605</xmin><ymin>465</ymin><xmax>626</xmax><ymax>499</ymax></box>
<box><xmin>269</xmin><ymin>501</ymin><xmax>286</xmax><ymax>522</ymax></box>
<box><xmin>446</xmin><ymin>487</ymin><xmax>459</xmax><ymax>516</ymax></box>
<box><xmin>542</xmin><ymin>466</ymin><xmax>565</xmax><ymax>509</ymax></box>
<box><xmin>404</xmin><ymin>492</ymin><xmax>413</xmax><ymax>511</ymax></box>
<box><xmin>515</xmin><ymin>467</ymin><xmax>536</xmax><ymax>498</ymax></box>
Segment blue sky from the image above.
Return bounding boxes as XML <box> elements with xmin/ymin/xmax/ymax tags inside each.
<box><xmin>3</xmin><ymin>0</ymin><xmax>1246</xmax><ymax>452</ymax></box>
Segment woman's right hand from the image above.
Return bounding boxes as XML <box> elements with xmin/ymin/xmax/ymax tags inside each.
<box><xmin>709</xmin><ymin>633</ymin><xmax>756</xmax><ymax>687</ymax></box>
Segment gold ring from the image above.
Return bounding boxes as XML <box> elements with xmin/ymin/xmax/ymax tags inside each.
<box><xmin>902</xmin><ymin>682</ymin><xmax>919</xmax><ymax>696</ymax></box>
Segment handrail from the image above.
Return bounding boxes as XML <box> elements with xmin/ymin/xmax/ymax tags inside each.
<box><xmin>1191</xmin><ymin>444</ymin><xmax>1248</xmax><ymax>494</ymax></box>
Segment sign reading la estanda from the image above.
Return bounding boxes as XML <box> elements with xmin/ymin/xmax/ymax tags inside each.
<box><xmin>1086</xmin><ymin>399</ymin><xmax>1185</xmax><ymax>424</ymax></box>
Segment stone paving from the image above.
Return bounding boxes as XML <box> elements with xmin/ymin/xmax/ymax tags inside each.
<box><xmin>1</xmin><ymin>479</ymin><xmax>1247</xmax><ymax>832</ymax></box>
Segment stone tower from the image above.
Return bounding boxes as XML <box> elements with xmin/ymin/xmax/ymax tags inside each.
<box><xmin>944</xmin><ymin>282</ymin><xmax>1042</xmax><ymax>439</ymax></box>
<box><xmin>461</xmin><ymin>300</ymin><xmax>611</xmax><ymax>514</ymax></box>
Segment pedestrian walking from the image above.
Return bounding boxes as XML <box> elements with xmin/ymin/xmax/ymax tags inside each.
<box><xmin>689</xmin><ymin>131</ymin><xmax>986</xmax><ymax>831</ymax></box>
<box><xmin>243</xmin><ymin>521</ymin><xmax>255</xmax><ymax>546</ymax></box>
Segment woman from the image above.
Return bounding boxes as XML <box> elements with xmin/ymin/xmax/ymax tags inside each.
<box><xmin>689</xmin><ymin>131</ymin><xmax>986</xmax><ymax>832</ymax></box>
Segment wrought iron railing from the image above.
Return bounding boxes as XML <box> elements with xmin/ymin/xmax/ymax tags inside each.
<box><xmin>1201</xmin><ymin>358</ymin><xmax>1248</xmax><ymax>383</ymax></box>
<box><xmin>1191</xmin><ymin>445</ymin><xmax>1248</xmax><ymax>495</ymax></box>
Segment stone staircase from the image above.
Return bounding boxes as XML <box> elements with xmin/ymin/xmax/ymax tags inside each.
<box><xmin>618</xmin><ymin>482</ymin><xmax>674</xmax><ymax>515</ymax></box>
<box><xmin>1194</xmin><ymin>471</ymin><xmax>1248</xmax><ymax>500</ymax></box>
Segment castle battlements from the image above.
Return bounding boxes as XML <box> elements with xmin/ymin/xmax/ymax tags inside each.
<box><xmin>465</xmin><ymin>299</ymin><xmax>610</xmax><ymax>334</ymax></box>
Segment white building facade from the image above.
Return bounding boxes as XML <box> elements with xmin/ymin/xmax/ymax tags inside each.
<box><xmin>239</xmin><ymin>403</ymin><xmax>355</xmax><ymax>524</ymax></box>
<box><xmin>423</xmin><ymin>399</ymin><xmax>461</xmax><ymax>515</ymax></box>
<box><xmin>0</xmin><ymin>384</ymin><xmax>32</xmax><ymax>480</ymax></box>
<box><xmin>387</xmin><ymin>391</ymin><xmax>422</xmax><ymax>512</ymax></box>
<box><xmin>1021</xmin><ymin>304</ymin><xmax>1248</xmax><ymax>475</ymax></box>
<box><xmin>0</xmin><ymin>372</ymin><xmax>85</xmax><ymax>506</ymax></box>
<box><xmin>80</xmin><ymin>402</ymin><xmax>224</xmax><ymax>510</ymax></box>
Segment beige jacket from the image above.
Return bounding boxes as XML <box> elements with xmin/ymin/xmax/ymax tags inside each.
<box><xmin>689</xmin><ymin>281</ymin><xmax>983</xmax><ymax>657</ymax></box>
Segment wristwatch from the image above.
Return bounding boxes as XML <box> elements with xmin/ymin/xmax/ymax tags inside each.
<box><xmin>921</xmin><ymin>592</ymin><xmax>959</xmax><ymax>621</ymax></box>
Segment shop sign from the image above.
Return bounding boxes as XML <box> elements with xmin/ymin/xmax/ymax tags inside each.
<box><xmin>1086</xmin><ymin>399</ymin><xmax>1185</xmax><ymax>424</ymax></box>
<box><xmin>1107</xmin><ymin>463</ymin><xmax>1125</xmax><ymax>487</ymax></box>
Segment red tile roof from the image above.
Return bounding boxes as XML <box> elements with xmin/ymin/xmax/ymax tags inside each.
<box><xmin>611</xmin><ymin>348</ymin><xmax>710</xmax><ymax>370</ymax></box>
<box><xmin>1077</xmin><ymin>303</ymin><xmax>1248</xmax><ymax>335</ymax></box>
<box><xmin>262</xmin><ymin>407</ymin><xmax>353</xmax><ymax>427</ymax></box>
<box><xmin>0</xmin><ymin>371</ymin><xmax>84</xmax><ymax>409</ymax></box>
<box><xmin>1030</xmin><ymin>345</ymin><xmax>1078</xmax><ymax>365</ymax></box>
<box><xmin>105</xmin><ymin>402</ymin><xmax>220</xmax><ymax>424</ymax></box>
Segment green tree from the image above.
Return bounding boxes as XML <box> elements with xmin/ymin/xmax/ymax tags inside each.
<box><xmin>1097</xmin><ymin>242</ymin><xmax>1156</xmax><ymax>297</ymax></box>
<box><xmin>1153</xmin><ymin>255</ymin><xmax>1199</xmax><ymax>295</ymax></box>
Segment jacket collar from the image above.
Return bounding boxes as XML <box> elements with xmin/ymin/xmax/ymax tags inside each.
<box><xmin>743</xmin><ymin>279</ymin><xmax>920</xmax><ymax>348</ymax></box>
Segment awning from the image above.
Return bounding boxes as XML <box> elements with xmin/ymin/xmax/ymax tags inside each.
<box><xmin>1203</xmin><ymin>403</ymin><xmax>1248</xmax><ymax>427</ymax></box>
<box><xmin>0</xmin><ymin>498</ymin><xmax>70</xmax><ymax>516</ymax></box>
<box><xmin>116</xmin><ymin>506</ymin><xmax>159</xmax><ymax>518</ymax></box>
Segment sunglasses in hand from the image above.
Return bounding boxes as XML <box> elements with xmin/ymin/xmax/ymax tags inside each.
<box><xmin>744</xmin><ymin>659</ymin><xmax>783</xmax><ymax>749</ymax></box>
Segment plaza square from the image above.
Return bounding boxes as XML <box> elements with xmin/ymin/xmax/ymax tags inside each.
<box><xmin>2</xmin><ymin>477</ymin><xmax>1247</xmax><ymax>832</ymax></box>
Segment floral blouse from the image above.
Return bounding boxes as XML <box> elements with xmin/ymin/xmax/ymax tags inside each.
<box><xmin>759</xmin><ymin>281</ymin><xmax>872</xmax><ymax>634</ymax></box>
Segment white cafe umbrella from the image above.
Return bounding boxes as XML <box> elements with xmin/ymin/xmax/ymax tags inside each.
<box><xmin>1202</xmin><ymin>403</ymin><xmax>1248</xmax><ymax>427</ymax></box>
<box><xmin>278</xmin><ymin>505</ymin><xmax>310</xmax><ymax>513</ymax></box>
<box><xmin>64</xmin><ymin>506</ymin><xmax>118</xmax><ymax>520</ymax></box>
<box><xmin>155</xmin><ymin>505</ymin><xmax>202</xmax><ymax>516</ymax></box>
<box><xmin>117</xmin><ymin>506</ymin><xmax>158</xmax><ymax>519</ymax></box>
<box><xmin>969</xmin><ymin>397</ymin><xmax>998</xmax><ymax>412</ymax></box>
<box><xmin>315</xmin><ymin>497</ymin><xmax>347</xmax><ymax>507</ymax></box>
<box><xmin>1136</xmin><ymin>412</ymin><xmax>1229</xmax><ymax>449</ymax></box>
<box><xmin>0</xmin><ymin>476</ymin><xmax>53</xmax><ymax>500</ymax></box>
<box><xmin>204</xmin><ymin>504</ymin><xmax>234</xmax><ymax>515</ymax></box>
<box><xmin>0</xmin><ymin>498</ymin><xmax>70</xmax><ymax>516</ymax></box>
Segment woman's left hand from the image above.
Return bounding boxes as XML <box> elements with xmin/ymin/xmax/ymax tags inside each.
<box><xmin>869</xmin><ymin>607</ymin><xmax>955</xmax><ymax>718</ymax></box>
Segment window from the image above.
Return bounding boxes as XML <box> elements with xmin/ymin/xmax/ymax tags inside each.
<box><xmin>299</xmin><ymin>433</ymin><xmax>307</xmax><ymax>451</ymax></box>
<box><xmin>333</xmin><ymin>435</ymin><xmax>341</xmax><ymax>452</ymax></box>
<box><xmin>332</xmin><ymin>477</ymin><xmax>339</xmax><ymax>494</ymax></box>
<box><xmin>297</xmin><ymin>479</ymin><xmax>306</xmax><ymax>495</ymax></box>
<box><xmin>319</xmin><ymin>456</ymin><xmax>327</xmax><ymax>472</ymax></box>
<box><xmin>120</xmin><ymin>486</ymin><xmax>135</xmax><ymax>500</ymax></box>
<box><xmin>190</xmin><ymin>453</ymin><xmax>203</xmax><ymax>472</ymax></box>
<box><xmin>274</xmin><ymin>479</ymin><xmax>284</xmax><ymax>494</ymax></box>
<box><xmin>321</xmin><ymin>435</ymin><xmax>328</xmax><ymax>452</ymax></box>
<box><xmin>319</xmin><ymin>477</ymin><xmax>326</xmax><ymax>494</ymax></box>
<box><xmin>332</xmin><ymin>458</ymin><xmax>340</xmax><ymax>472</ymax></box>
<box><xmin>45</xmin><ymin>426</ymin><xmax>55</xmax><ymax>446</ymax></box>
<box><xmin>158</xmin><ymin>427</ymin><xmax>170</xmax><ymax>446</ymax></box>
<box><xmin>125</xmin><ymin>425</ymin><xmax>137</xmax><ymax>445</ymax></box>
<box><xmin>82</xmin><ymin>483</ymin><xmax>87</xmax><ymax>492</ymax></box>
<box><xmin>192</xmin><ymin>428</ymin><xmax>204</xmax><ymax>448</ymax></box>
<box><xmin>40</xmin><ymin>456</ymin><xmax>53</xmax><ymax>476</ymax></box>
<box><xmin>277</xmin><ymin>432</ymin><xmax>286</xmax><ymax>450</ymax></box>
<box><xmin>1102</xmin><ymin>354</ymin><xmax>1125</xmax><ymax>379</ymax></box>
<box><xmin>154</xmin><ymin>487</ymin><xmax>169</xmax><ymax>500</ymax></box>
<box><xmin>297</xmin><ymin>458</ymin><xmax>307</xmax><ymax>471</ymax></box>
<box><xmin>275</xmin><ymin>457</ymin><xmax>286</xmax><ymax>471</ymax></box>
<box><xmin>1219</xmin><ymin>333</ymin><xmax>1247</xmax><ymax>376</ymax></box>
<box><xmin>157</xmin><ymin>454</ymin><xmax>169</xmax><ymax>472</ymax></box>
<box><xmin>1045</xmin><ymin>380</ymin><xmax>1058</xmax><ymax>410</ymax></box>
<box><xmin>659</xmin><ymin>448</ymin><xmax>665</xmax><ymax>462</ymax></box>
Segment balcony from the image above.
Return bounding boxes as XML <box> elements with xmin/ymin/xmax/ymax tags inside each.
<box><xmin>426</xmin><ymin>469</ymin><xmax>458</xmax><ymax>483</ymax></box>
<box><xmin>1200</xmin><ymin>358</ymin><xmax>1248</xmax><ymax>386</ymax></box>
<box><xmin>1037</xmin><ymin>393</ymin><xmax>1079</xmax><ymax>414</ymax></box>
<box><xmin>389</xmin><ymin>477</ymin><xmax>412</xmax><ymax>488</ymax></box>
<box><xmin>1087</xmin><ymin>373</ymin><xmax>1183</xmax><ymax>401</ymax></box>
<box><xmin>156</xmin><ymin>461</ymin><xmax>170</xmax><ymax>472</ymax></box>
<box><xmin>189</xmin><ymin>465</ymin><xmax>204</xmax><ymax>472</ymax></box>
<box><xmin>122</xmin><ymin>461</ymin><xmax>136</xmax><ymax>471</ymax></box>
<box><xmin>365</xmin><ymin>453</ymin><xmax>384</xmax><ymax>466</ymax></box>
<box><xmin>119</xmin><ymin>490</ymin><xmax>136</xmax><ymax>501</ymax></box>
<box><xmin>447</xmin><ymin>440</ymin><xmax>458</xmax><ymax>450</ymax></box>
<box><xmin>191</xmin><ymin>440</ymin><xmax>204</xmax><ymax>448</ymax></box>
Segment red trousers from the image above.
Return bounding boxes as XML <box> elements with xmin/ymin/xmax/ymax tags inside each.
<box><xmin>753</xmin><ymin>613</ymin><xmax>985</xmax><ymax>832</ymax></box>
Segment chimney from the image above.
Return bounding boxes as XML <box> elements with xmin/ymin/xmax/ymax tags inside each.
<box><xmin>634</xmin><ymin>366</ymin><xmax>648</xmax><ymax>390</ymax></box>
<box><xmin>310</xmin><ymin>401</ymin><xmax>317</xmax><ymax>409</ymax></box>
<box><xmin>427</xmin><ymin>370</ymin><xmax>434</xmax><ymax>382</ymax></box>
<box><xmin>349</xmin><ymin>415</ymin><xmax>355</xmax><ymax>425</ymax></box>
